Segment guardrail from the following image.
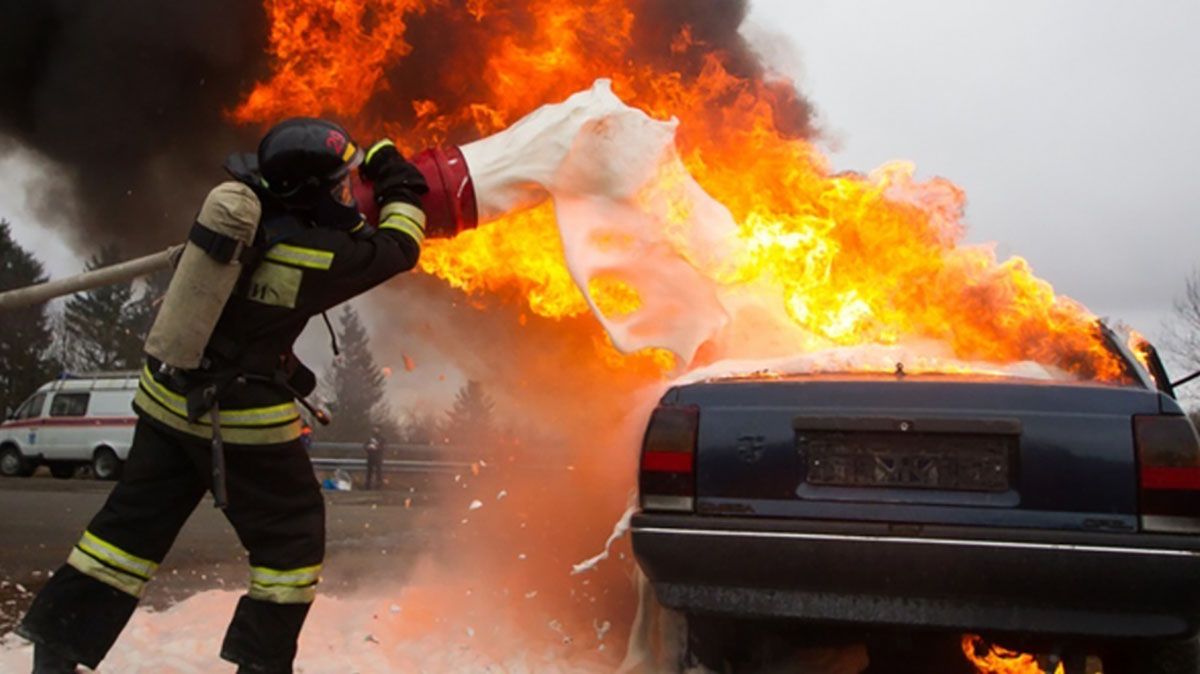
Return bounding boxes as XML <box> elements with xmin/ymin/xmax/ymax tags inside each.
<box><xmin>308</xmin><ymin>457</ymin><xmax>471</xmax><ymax>474</ymax></box>
<box><xmin>307</xmin><ymin>441</ymin><xmax>477</xmax><ymax>475</ymax></box>
<box><xmin>306</xmin><ymin>442</ymin><xmax>572</xmax><ymax>475</ymax></box>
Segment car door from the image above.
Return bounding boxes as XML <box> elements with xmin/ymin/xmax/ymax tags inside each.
<box><xmin>44</xmin><ymin>392</ymin><xmax>91</xmax><ymax>460</ymax></box>
<box><xmin>6</xmin><ymin>392</ymin><xmax>49</xmax><ymax>455</ymax></box>
<box><xmin>86</xmin><ymin>388</ymin><xmax>138</xmax><ymax>459</ymax></box>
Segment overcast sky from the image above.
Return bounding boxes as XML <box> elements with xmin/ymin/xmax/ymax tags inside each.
<box><xmin>3</xmin><ymin>0</ymin><xmax>1198</xmax><ymax>356</ymax></box>
<box><xmin>746</xmin><ymin>0</ymin><xmax>1200</xmax><ymax>348</ymax></box>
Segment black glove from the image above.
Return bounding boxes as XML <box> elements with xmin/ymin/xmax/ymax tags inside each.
<box><xmin>362</xmin><ymin>139</ymin><xmax>429</xmax><ymax>208</ymax></box>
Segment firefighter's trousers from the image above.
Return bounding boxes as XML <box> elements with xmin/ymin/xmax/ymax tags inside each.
<box><xmin>17</xmin><ymin>417</ymin><xmax>325</xmax><ymax>673</ymax></box>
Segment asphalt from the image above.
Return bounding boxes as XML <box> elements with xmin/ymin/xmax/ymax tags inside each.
<box><xmin>0</xmin><ymin>474</ymin><xmax>1105</xmax><ymax>673</ymax></box>
<box><xmin>0</xmin><ymin>473</ymin><xmax>445</xmax><ymax>634</ymax></box>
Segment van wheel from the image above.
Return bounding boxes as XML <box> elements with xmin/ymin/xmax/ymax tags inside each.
<box><xmin>0</xmin><ymin>445</ymin><xmax>34</xmax><ymax>477</ymax></box>
<box><xmin>92</xmin><ymin>448</ymin><xmax>122</xmax><ymax>481</ymax></box>
<box><xmin>48</xmin><ymin>462</ymin><xmax>77</xmax><ymax>479</ymax></box>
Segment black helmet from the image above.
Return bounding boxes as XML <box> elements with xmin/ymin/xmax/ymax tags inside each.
<box><xmin>257</xmin><ymin>118</ymin><xmax>363</xmax><ymax>205</ymax></box>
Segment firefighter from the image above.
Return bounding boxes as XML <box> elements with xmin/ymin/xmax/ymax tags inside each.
<box><xmin>17</xmin><ymin>118</ymin><xmax>429</xmax><ymax>674</ymax></box>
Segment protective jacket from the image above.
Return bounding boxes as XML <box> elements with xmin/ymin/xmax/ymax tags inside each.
<box><xmin>133</xmin><ymin>170</ymin><xmax>424</xmax><ymax>445</ymax></box>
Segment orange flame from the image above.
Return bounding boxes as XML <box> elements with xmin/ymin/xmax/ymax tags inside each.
<box><xmin>961</xmin><ymin>635</ymin><xmax>1066</xmax><ymax>674</ymax></box>
<box><xmin>233</xmin><ymin>0</ymin><xmax>1129</xmax><ymax>382</ymax></box>
<box><xmin>1127</xmin><ymin>328</ymin><xmax>1156</xmax><ymax>375</ymax></box>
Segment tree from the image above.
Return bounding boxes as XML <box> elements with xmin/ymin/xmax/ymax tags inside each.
<box><xmin>400</xmin><ymin>408</ymin><xmax>442</xmax><ymax>444</ymax></box>
<box><xmin>0</xmin><ymin>220</ymin><xmax>56</xmax><ymax>414</ymax></box>
<box><xmin>62</xmin><ymin>245</ymin><xmax>146</xmax><ymax>371</ymax></box>
<box><xmin>1165</xmin><ymin>269</ymin><xmax>1200</xmax><ymax>374</ymax></box>
<box><xmin>441</xmin><ymin>380</ymin><xmax>496</xmax><ymax>446</ymax></box>
<box><xmin>321</xmin><ymin>305</ymin><xmax>396</xmax><ymax>442</ymax></box>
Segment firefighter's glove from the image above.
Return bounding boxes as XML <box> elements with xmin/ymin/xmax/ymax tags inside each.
<box><xmin>362</xmin><ymin>139</ymin><xmax>429</xmax><ymax>208</ymax></box>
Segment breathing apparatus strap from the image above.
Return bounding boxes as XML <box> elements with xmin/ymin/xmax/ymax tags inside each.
<box><xmin>188</xmin><ymin>221</ymin><xmax>256</xmax><ymax>265</ymax></box>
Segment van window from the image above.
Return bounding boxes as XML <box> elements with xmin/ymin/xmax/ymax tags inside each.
<box><xmin>49</xmin><ymin>392</ymin><xmax>90</xmax><ymax>417</ymax></box>
<box><xmin>88</xmin><ymin>389</ymin><xmax>136</xmax><ymax>417</ymax></box>
<box><xmin>13</xmin><ymin>393</ymin><xmax>47</xmax><ymax>420</ymax></box>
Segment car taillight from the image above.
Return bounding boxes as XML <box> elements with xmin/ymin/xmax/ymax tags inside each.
<box><xmin>639</xmin><ymin>404</ymin><xmax>698</xmax><ymax>513</ymax></box>
<box><xmin>1135</xmin><ymin>414</ymin><xmax>1200</xmax><ymax>533</ymax></box>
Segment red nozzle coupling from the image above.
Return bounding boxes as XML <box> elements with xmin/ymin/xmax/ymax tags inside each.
<box><xmin>351</xmin><ymin>146</ymin><xmax>479</xmax><ymax>239</ymax></box>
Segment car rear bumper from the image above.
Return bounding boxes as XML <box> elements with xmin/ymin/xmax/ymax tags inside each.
<box><xmin>631</xmin><ymin>513</ymin><xmax>1200</xmax><ymax>639</ymax></box>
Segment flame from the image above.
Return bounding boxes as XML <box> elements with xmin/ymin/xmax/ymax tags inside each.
<box><xmin>233</xmin><ymin>0</ymin><xmax>1129</xmax><ymax>381</ymax></box>
<box><xmin>1127</xmin><ymin>328</ymin><xmax>1157</xmax><ymax>377</ymax></box>
<box><xmin>231</xmin><ymin>0</ymin><xmax>423</xmax><ymax>123</ymax></box>
<box><xmin>961</xmin><ymin>635</ymin><xmax>1066</xmax><ymax>674</ymax></box>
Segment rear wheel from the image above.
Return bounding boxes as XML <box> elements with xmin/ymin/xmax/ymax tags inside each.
<box><xmin>683</xmin><ymin>613</ymin><xmax>735</xmax><ymax>672</ymax></box>
<box><xmin>48</xmin><ymin>462</ymin><xmax>77</xmax><ymax>479</ymax></box>
<box><xmin>91</xmin><ymin>447</ymin><xmax>122</xmax><ymax>481</ymax></box>
<box><xmin>0</xmin><ymin>445</ymin><xmax>34</xmax><ymax>477</ymax></box>
<box><xmin>1103</xmin><ymin>636</ymin><xmax>1200</xmax><ymax>674</ymax></box>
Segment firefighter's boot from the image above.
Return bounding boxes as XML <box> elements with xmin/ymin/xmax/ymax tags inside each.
<box><xmin>31</xmin><ymin>644</ymin><xmax>79</xmax><ymax>674</ymax></box>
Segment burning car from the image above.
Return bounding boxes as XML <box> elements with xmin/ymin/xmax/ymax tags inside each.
<box><xmin>631</xmin><ymin>328</ymin><xmax>1200</xmax><ymax>673</ymax></box>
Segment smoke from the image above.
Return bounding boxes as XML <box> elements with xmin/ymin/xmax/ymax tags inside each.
<box><xmin>345</xmin><ymin>288</ymin><xmax>660</xmax><ymax>665</ymax></box>
<box><xmin>629</xmin><ymin>0</ymin><xmax>816</xmax><ymax>138</ymax></box>
<box><xmin>0</xmin><ymin>0</ymin><xmax>815</xmax><ymax>255</ymax></box>
<box><xmin>0</xmin><ymin>0</ymin><xmax>267</xmax><ymax>252</ymax></box>
<box><xmin>364</xmin><ymin>0</ymin><xmax>817</xmax><ymax>145</ymax></box>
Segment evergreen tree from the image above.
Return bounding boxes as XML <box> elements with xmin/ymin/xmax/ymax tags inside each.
<box><xmin>62</xmin><ymin>245</ymin><xmax>146</xmax><ymax>371</ymax></box>
<box><xmin>0</xmin><ymin>220</ymin><xmax>56</xmax><ymax>414</ymax></box>
<box><xmin>322</xmin><ymin>305</ymin><xmax>392</xmax><ymax>442</ymax></box>
<box><xmin>442</xmin><ymin>380</ymin><xmax>496</xmax><ymax>446</ymax></box>
<box><xmin>400</xmin><ymin>409</ymin><xmax>441</xmax><ymax>445</ymax></box>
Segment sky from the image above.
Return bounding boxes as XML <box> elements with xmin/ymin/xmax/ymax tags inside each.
<box><xmin>745</xmin><ymin>0</ymin><xmax>1200</xmax><ymax>350</ymax></box>
<box><xmin>2</xmin><ymin>0</ymin><xmax>1199</xmax><ymax>372</ymax></box>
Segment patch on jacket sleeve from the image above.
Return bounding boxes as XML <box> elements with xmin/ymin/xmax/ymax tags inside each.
<box><xmin>246</xmin><ymin>261</ymin><xmax>302</xmax><ymax>308</ymax></box>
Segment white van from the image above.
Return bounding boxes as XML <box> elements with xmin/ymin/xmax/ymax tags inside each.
<box><xmin>0</xmin><ymin>372</ymin><xmax>138</xmax><ymax>480</ymax></box>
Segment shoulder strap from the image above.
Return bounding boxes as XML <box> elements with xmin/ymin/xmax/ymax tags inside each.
<box><xmin>223</xmin><ymin>151</ymin><xmax>312</xmax><ymax>256</ymax></box>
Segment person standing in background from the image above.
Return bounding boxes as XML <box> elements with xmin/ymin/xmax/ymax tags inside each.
<box><xmin>363</xmin><ymin>428</ymin><xmax>383</xmax><ymax>490</ymax></box>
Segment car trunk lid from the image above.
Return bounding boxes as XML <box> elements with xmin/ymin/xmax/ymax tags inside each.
<box><xmin>680</xmin><ymin>375</ymin><xmax>1160</xmax><ymax>532</ymax></box>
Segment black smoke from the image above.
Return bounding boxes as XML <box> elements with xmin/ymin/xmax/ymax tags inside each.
<box><xmin>0</xmin><ymin>0</ymin><xmax>268</xmax><ymax>251</ymax></box>
<box><xmin>0</xmin><ymin>0</ymin><xmax>813</xmax><ymax>254</ymax></box>
<box><xmin>367</xmin><ymin>0</ymin><xmax>816</xmax><ymax>146</ymax></box>
<box><xmin>630</xmin><ymin>0</ymin><xmax>815</xmax><ymax>138</ymax></box>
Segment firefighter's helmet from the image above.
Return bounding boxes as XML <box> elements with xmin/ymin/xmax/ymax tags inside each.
<box><xmin>257</xmin><ymin>118</ymin><xmax>363</xmax><ymax>205</ymax></box>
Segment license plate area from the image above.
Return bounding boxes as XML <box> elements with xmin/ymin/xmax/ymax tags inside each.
<box><xmin>795</xmin><ymin>417</ymin><xmax>1019</xmax><ymax>493</ymax></box>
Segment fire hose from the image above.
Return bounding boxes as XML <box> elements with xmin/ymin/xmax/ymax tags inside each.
<box><xmin>0</xmin><ymin>246</ymin><xmax>182</xmax><ymax>312</ymax></box>
<box><xmin>0</xmin><ymin>146</ymin><xmax>482</xmax><ymax>509</ymax></box>
<box><xmin>0</xmin><ymin>146</ymin><xmax>480</xmax><ymax>313</ymax></box>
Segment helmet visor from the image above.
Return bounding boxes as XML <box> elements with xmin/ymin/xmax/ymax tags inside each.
<box><xmin>330</xmin><ymin>174</ymin><xmax>356</xmax><ymax>207</ymax></box>
<box><xmin>330</xmin><ymin>143</ymin><xmax>364</xmax><ymax>181</ymax></box>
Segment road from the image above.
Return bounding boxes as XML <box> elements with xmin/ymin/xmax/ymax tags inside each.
<box><xmin>0</xmin><ymin>474</ymin><xmax>442</xmax><ymax>634</ymax></box>
<box><xmin>0</xmin><ymin>475</ymin><xmax>1100</xmax><ymax>673</ymax></box>
<box><xmin>0</xmin><ymin>477</ymin><xmax>963</xmax><ymax>674</ymax></box>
